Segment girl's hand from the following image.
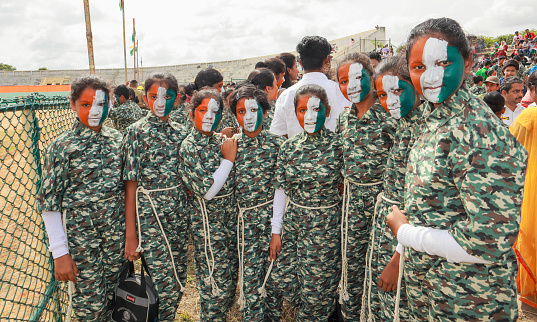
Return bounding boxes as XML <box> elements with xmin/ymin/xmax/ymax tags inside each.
<box><xmin>378</xmin><ymin>252</ymin><xmax>400</xmax><ymax>292</ymax></box>
<box><xmin>387</xmin><ymin>205</ymin><xmax>409</xmax><ymax>238</ymax></box>
<box><xmin>219</xmin><ymin>127</ymin><xmax>235</xmax><ymax>138</ymax></box>
<box><xmin>270</xmin><ymin>234</ymin><xmax>281</xmax><ymax>261</ymax></box>
<box><xmin>125</xmin><ymin>235</ymin><xmax>140</xmax><ymax>262</ymax></box>
<box><xmin>221</xmin><ymin>137</ymin><xmax>238</xmax><ymax>163</ymax></box>
<box><xmin>54</xmin><ymin>254</ymin><xmax>79</xmax><ymax>283</ymax></box>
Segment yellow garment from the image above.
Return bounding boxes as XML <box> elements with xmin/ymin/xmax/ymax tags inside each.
<box><xmin>510</xmin><ymin>106</ymin><xmax>537</xmax><ymax>307</ymax></box>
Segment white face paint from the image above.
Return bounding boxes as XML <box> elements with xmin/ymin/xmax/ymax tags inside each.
<box><xmin>304</xmin><ymin>96</ymin><xmax>321</xmax><ymax>134</ymax></box>
<box><xmin>382</xmin><ymin>75</ymin><xmax>402</xmax><ymax>119</ymax></box>
<box><xmin>420</xmin><ymin>38</ymin><xmax>448</xmax><ymax>103</ymax></box>
<box><xmin>243</xmin><ymin>98</ymin><xmax>259</xmax><ymax>132</ymax></box>
<box><xmin>202</xmin><ymin>98</ymin><xmax>220</xmax><ymax>132</ymax></box>
<box><xmin>152</xmin><ymin>86</ymin><xmax>167</xmax><ymax>117</ymax></box>
<box><xmin>347</xmin><ymin>63</ymin><xmax>364</xmax><ymax>103</ymax></box>
<box><xmin>88</xmin><ymin>89</ymin><xmax>105</xmax><ymax>126</ymax></box>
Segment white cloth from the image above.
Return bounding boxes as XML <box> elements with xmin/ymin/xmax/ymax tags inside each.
<box><xmin>204</xmin><ymin>159</ymin><xmax>233</xmax><ymax>200</ymax></box>
<box><xmin>395</xmin><ymin>243</ymin><xmax>402</xmax><ymax>254</ymax></box>
<box><xmin>501</xmin><ymin>103</ymin><xmax>525</xmax><ymax>126</ymax></box>
<box><xmin>269</xmin><ymin>72</ymin><xmax>351</xmax><ymax>138</ymax></box>
<box><xmin>41</xmin><ymin>211</ymin><xmax>69</xmax><ymax>259</ymax></box>
<box><xmin>271</xmin><ymin>189</ymin><xmax>287</xmax><ymax>234</ymax></box>
<box><xmin>397</xmin><ymin>224</ymin><xmax>491</xmax><ymax>264</ymax></box>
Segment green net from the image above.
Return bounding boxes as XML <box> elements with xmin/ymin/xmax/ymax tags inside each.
<box><xmin>0</xmin><ymin>93</ymin><xmax>75</xmax><ymax>321</ymax></box>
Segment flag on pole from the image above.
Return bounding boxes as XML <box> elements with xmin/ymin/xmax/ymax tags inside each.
<box><xmin>132</xmin><ymin>18</ymin><xmax>136</xmax><ymax>43</ymax></box>
<box><xmin>130</xmin><ymin>44</ymin><xmax>137</xmax><ymax>56</ymax></box>
<box><xmin>119</xmin><ymin>0</ymin><xmax>123</xmax><ymax>10</ymax></box>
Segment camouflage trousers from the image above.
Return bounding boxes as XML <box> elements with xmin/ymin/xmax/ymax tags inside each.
<box><xmin>137</xmin><ymin>186</ymin><xmax>189</xmax><ymax>322</ymax></box>
<box><xmin>64</xmin><ymin>197</ymin><xmax>125</xmax><ymax>321</ymax></box>
<box><xmin>340</xmin><ymin>182</ymin><xmax>382</xmax><ymax>321</ymax></box>
<box><xmin>269</xmin><ymin>199</ymin><xmax>341</xmax><ymax>322</ymax></box>
<box><xmin>404</xmin><ymin>248</ymin><xmax>519</xmax><ymax>321</ymax></box>
<box><xmin>191</xmin><ymin>195</ymin><xmax>238</xmax><ymax>322</ymax></box>
<box><xmin>362</xmin><ymin>192</ymin><xmax>408</xmax><ymax>321</ymax></box>
<box><xmin>237</xmin><ymin>201</ymin><xmax>273</xmax><ymax>322</ymax></box>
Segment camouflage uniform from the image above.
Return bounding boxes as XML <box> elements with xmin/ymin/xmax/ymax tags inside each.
<box><xmin>364</xmin><ymin>103</ymin><xmax>424</xmax><ymax>322</ymax></box>
<box><xmin>272</xmin><ymin>127</ymin><xmax>343</xmax><ymax>321</ymax></box>
<box><xmin>403</xmin><ymin>88</ymin><xmax>527</xmax><ymax>321</ymax></box>
<box><xmin>168</xmin><ymin>103</ymin><xmax>192</xmax><ymax>130</ymax></box>
<box><xmin>470</xmin><ymin>85</ymin><xmax>486</xmax><ymax>97</ymax></box>
<box><xmin>335</xmin><ymin>103</ymin><xmax>396</xmax><ymax>321</ymax></box>
<box><xmin>122</xmin><ymin>113</ymin><xmax>190</xmax><ymax>322</ymax></box>
<box><xmin>109</xmin><ymin>100</ymin><xmax>145</xmax><ymax>132</ymax></box>
<box><xmin>234</xmin><ymin>128</ymin><xmax>285</xmax><ymax>321</ymax></box>
<box><xmin>524</xmin><ymin>63</ymin><xmax>537</xmax><ymax>76</ymax></box>
<box><xmin>39</xmin><ymin>119</ymin><xmax>125</xmax><ymax>321</ymax></box>
<box><xmin>179</xmin><ymin>128</ymin><xmax>238</xmax><ymax>322</ymax></box>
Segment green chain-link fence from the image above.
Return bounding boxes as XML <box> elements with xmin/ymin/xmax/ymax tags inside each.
<box><xmin>1</xmin><ymin>93</ymin><xmax>76</xmax><ymax>321</ymax></box>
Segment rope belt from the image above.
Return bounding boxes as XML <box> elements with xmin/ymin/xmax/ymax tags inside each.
<box><xmin>360</xmin><ymin>191</ymin><xmax>399</xmax><ymax>322</ymax></box>
<box><xmin>136</xmin><ymin>185</ymin><xmax>186</xmax><ymax>292</ymax></box>
<box><xmin>339</xmin><ymin>178</ymin><xmax>383</xmax><ymax>306</ymax></box>
<box><xmin>258</xmin><ymin>197</ymin><xmax>339</xmax><ymax>298</ymax></box>
<box><xmin>236</xmin><ymin>199</ymin><xmax>274</xmax><ymax>311</ymax></box>
<box><xmin>196</xmin><ymin>191</ymin><xmax>233</xmax><ymax>297</ymax></box>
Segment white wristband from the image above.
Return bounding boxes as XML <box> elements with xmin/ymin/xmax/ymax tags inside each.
<box><xmin>41</xmin><ymin>211</ymin><xmax>69</xmax><ymax>259</ymax></box>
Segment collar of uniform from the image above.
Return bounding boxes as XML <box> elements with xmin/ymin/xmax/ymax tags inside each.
<box><xmin>348</xmin><ymin>103</ymin><xmax>379</xmax><ymax>125</ymax></box>
<box><xmin>423</xmin><ymin>88</ymin><xmax>470</xmax><ymax>131</ymax></box>
<box><xmin>240</xmin><ymin>127</ymin><xmax>268</xmax><ymax>144</ymax></box>
<box><xmin>301</xmin><ymin>72</ymin><xmax>329</xmax><ymax>82</ymax></box>
<box><xmin>190</xmin><ymin>127</ymin><xmax>219</xmax><ymax>145</ymax></box>
<box><xmin>296</xmin><ymin>126</ymin><xmax>329</xmax><ymax>144</ymax></box>
<box><xmin>145</xmin><ymin>111</ymin><xmax>170</xmax><ymax>127</ymax></box>
<box><xmin>71</xmin><ymin>118</ymin><xmax>116</xmax><ymax>139</ymax></box>
<box><xmin>403</xmin><ymin>101</ymin><xmax>426</xmax><ymax>125</ymax></box>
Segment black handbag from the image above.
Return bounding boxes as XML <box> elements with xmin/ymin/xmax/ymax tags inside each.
<box><xmin>112</xmin><ymin>253</ymin><xmax>159</xmax><ymax>322</ymax></box>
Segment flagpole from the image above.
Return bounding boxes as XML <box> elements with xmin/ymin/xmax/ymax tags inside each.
<box><xmin>136</xmin><ymin>41</ymin><xmax>140</xmax><ymax>81</ymax></box>
<box><xmin>141</xmin><ymin>56</ymin><xmax>143</xmax><ymax>82</ymax></box>
<box><xmin>83</xmin><ymin>0</ymin><xmax>96</xmax><ymax>74</ymax></box>
<box><xmin>132</xmin><ymin>18</ymin><xmax>136</xmax><ymax>80</ymax></box>
<box><xmin>121</xmin><ymin>0</ymin><xmax>127</xmax><ymax>83</ymax></box>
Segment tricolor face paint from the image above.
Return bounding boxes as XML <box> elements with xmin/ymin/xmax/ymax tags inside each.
<box><xmin>236</xmin><ymin>98</ymin><xmax>263</xmax><ymax>133</ymax></box>
<box><xmin>296</xmin><ymin>95</ymin><xmax>327</xmax><ymax>134</ymax></box>
<box><xmin>338</xmin><ymin>63</ymin><xmax>371</xmax><ymax>103</ymax></box>
<box><xmin>147</xmin><ymin>84</ymin><xmax>176</xmax><ymax>117</ymax></box>
<box><xmin>195</xmin><ymin>98</ymin><xmax>222</xmax><ymax>132</ymax></box>
<box><xmin>76</xmin><ymin>88</ymin><xmax>109</xmax><ymax>128</ymax></box>
<box><xmin>409</xmin><ymin>37</ymin><xmax>465</xmax><ymax>103</ymax></box>
<box><xmin>375</xmin><ymin>74</ymin><xmax>417</xmax><ymax>119</ymax></box>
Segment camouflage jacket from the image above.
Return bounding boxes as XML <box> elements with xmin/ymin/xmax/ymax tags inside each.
<box><xmin>382</xmin><ymin>103</ymin><xmax>425</xmax><ymax>202</ymax></box>
<box><xmin>39</xmin><ymin>119</ymin><xmax>123</xmax><ymax>211</ymax></box>
<box><xmin>404</xmin><ymin>88</ymin><xmax>528</xmax><ymax>262</ymax></box>
<box><xmin>122</xmin><ymin>112</ymin><xmax>189</xmax><ymax>190</ymax></box>
<box><xmin>179</xmin><ymin>128</ymin><xmax>235</xmax><ymax>198</ymax></box>
<box><xmin>168</xmin><ymin>103</ymin><xmax>192</xmax><ymax>130</ymax></box>
<box><xmin>470</xmin><ymin>85</ymin><xmax>486</xmax><ymax>96</ymax></box>
<box><xmin>234</xmin><ymin>128</ymin><xmax>285</xmax><ymax>208</ymax></box>
<box><xmin>335</xmin><ymin>103</ymin><xmax>396</xmax><ymax>183</ymax></box>
<box><xmin>274</xmin><ymin>127</ymin><xmax>342</xmax><ymax>207</ymax></box>
<box><xmin>109</xmin><ymin>100</ymin><xmax>145</xmax><ymax>133</ymax></box>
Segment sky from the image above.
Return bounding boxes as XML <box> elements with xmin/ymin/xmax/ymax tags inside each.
<box><xmin>0</xmin><ymin>0</ymin><xmax>535</xmax><ymax>71</ymax></box>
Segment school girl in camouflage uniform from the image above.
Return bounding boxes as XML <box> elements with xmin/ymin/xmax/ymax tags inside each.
<box><xmin>179</xmin><ymin>89</ymin><xmax>239</xmax><ymax>321</ymax></box>
<box><xmin>39</xmin><ymin>75</ymin><xmax>125</xmax><ymax>320</ymax></box>
<box><xmin>247</xmin><ymin>68</ymin><xmax>279</xmax><ymax>126</ymax></box>
<box><xmin>109</xmin><ymin>84</ymin><xmax>145</xmax><ymax>132</ymax></box>
<box><xmin>387</xmin><ymin>18</ymin><xmax>528</xmax><ymax>321</ymax></box>
<box><xmin>334</xmin><ymin>52</ymin><xmax>396</xmax><ymax>321</ymax></box>
<box><xmin>123</xmin><ymin>72</ymin><xmax>190</xmax><ymax>321</ymax></box>
<box><xmin>270</xmin><ymin>84</ymin><xmax>342</xmax><ymax>321</ymax></box>
<box><xmin>360</xmin><ymin>56</ymin><xmax>425</xmax><ymax>321</ymax></box>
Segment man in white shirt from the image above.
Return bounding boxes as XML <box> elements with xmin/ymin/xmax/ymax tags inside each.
<box><xmin>270</xmin><ymin>36</ymin><xmax>350</xmax><ymax>138</ymax></box>
<box><xmin>500</xmin><ymin>76</ymin><xmax>525</xmax><ymax>126</ymax></box>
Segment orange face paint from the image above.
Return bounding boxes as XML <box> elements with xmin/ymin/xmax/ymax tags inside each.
<box><xmin>408</xmin><ymin>37</ymin><xmax>427</xmax><ymax>97</ymax></box>
<box><xmin>194</xmin><ymin>98</ymin><xmax>221</xmax><ymax>132</ymax></box>
<box><xmin>338</xmin><ymin>64</ymin><xmax>351</xmax><ymax>101</ymax></box>
<box><xmin>75</xmin><ymin>88</ymin><xmax>109</xmax><ymax>128</ymax></box>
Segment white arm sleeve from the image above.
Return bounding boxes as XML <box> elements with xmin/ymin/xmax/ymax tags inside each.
<box><xmin>395</xmin><ymin>243</ymin><xmax>403</xmax><ymax>254</ymax></box>
<box><xmin>397</xmin><ymin>224</ymin><xmax>491</xmax><ymax>264</ymax></box>
<box><xmin>41</xmin><ymin>211</ymin><xmax>69</xmax><ymax>259</ymax></box>
<box><xmin>271</xmin><ymin>189</ymin><xmax>287</xmax><ymax>234</ymax></box>
<box><xmin>204</xmin><ymin>159</ymin><xmax>233</xmax><ymax>200</ymax></box>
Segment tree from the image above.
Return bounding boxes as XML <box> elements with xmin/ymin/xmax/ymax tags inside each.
<box><xmin>38</xmin><ymin>67</ymin><xmax>48</xmax><ymax>70</ymax></box>
<box><xmin>0</xmin><ymin>63</ymin><xmax>16</xmax><ymax>71</ymax></box>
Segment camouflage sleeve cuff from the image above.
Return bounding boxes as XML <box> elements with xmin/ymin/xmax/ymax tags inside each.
<box><xmin>41</xmin><ymin>211</ymin><xmax>69</xmax><ymax>259</ymax></box>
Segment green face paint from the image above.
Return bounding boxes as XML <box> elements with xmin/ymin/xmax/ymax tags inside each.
<box><xmin>163</xmin><ymin>88</ymin><xmax>176</xmax><ymax>117</ymax></box>
<box><xmin>398</xmin><ymin>80</ymin><xmax>416</xmax><ymax>118</ymax></box>
<box><xmin>253</xmin><ymin>102</ymin><xmax>264</xmax><ymax>131</ymax></box>
<box><xmin>314</xmin><ymin>101</ymin><xmax>327</xmax><ymax>133</ymax></box>
<box><xmin>210</xmin><ymin>104</ymin><xmax>222</xmax><ymax>132</ymax></box>
<box><xmin>114</xmin><ymin>94</ymin><xmax>120</xmax><ymax>106</ymax></box>
<box><xmin>438</xmin><ymin>46</ymin><xmax>464</xmax><ymax>102</ymax></box>
<box><xmin>359</xmin><ymin>70</ymin><xmax>371</xmax><ymax>102</ymax></box>
<box><xmin>99</xmin><ymin>93</ymin><xmax>110</xmax><ymax>125</ymax></box>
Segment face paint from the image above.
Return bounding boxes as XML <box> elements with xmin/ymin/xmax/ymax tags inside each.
<box><xmin>338</xmin><ymin>63</ymin><xmax>371</xmax><ymax>103</ymax></box>
<box><xmin>236</xmin><ymin>98</ymin><xmax>263</xmax><ymax>132</ymax></box>
<box><xmin>195</xmin><ymin>98</ymin><xmax>222</xmax><ymax>132</ymax></box>
<box><xmin>77</xmin><ymin>88</ymin><xmax>109</xmax><ymax>128</ymax></box>
<box><xmin>147</xmin><ymin>85</ymin><xmax>176</xmax><ymax>117</ymax></box>
<box><xmin>409</xmin><ymin>37</ymin><xmax>465</xmax><ymax>103</ymax></box>
<box><xmin>375</xmin><ymin>74</ymin><xmax>417</xmax><ymax>119</ymax></box>
<box><xmin>296</xmin><ymin>95</ymin><xmax>327</xmax><ymax>134</ymax></box>
<box><xmin>114</xmin><ymin>94</ymin><xmax>120</xmax><ymax>106</ymax></box>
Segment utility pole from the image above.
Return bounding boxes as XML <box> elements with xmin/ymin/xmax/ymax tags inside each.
<box><xmin>83</xmin><ymin>0</ymin><xmax>95</xmax><ymax>74</ymax></box>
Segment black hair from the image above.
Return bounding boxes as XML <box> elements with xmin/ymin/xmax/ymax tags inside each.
<box><xmin>114</xmin><ymin>84</ymin><xmax>130</xmax><ymax>99</ymax></box>
<box><xmin>144</xmin><ymin>72</ymin><xmax>179</xmax><ymax>95</ymax></box>
<box><xmin>367</xmin><ymin>51</ymin><xmax>383</xmax><ymax>63</ymax></box>
<box><xmin>130</xmin><ymin>80</ymin><xmax>138</xmax><ymax>86</ymax></box>
<box><xmin>247</xmin><ymin>68</ymin><xmax>276</xmax><ymax>91</ymax></box>
<box><xmin>406</xmin><ymin>18</ymin><xmax>472</xmax><ymax>62</ymax></box>
<box><xmin>527</xmin><ymin>70</ymin><xmax>537</xmax><ymax>92</ymax></box>
<box><xmin>492</xmin><ymin>58</ymin><xmax>498</xmax><ymax>64</ymax></box>
<box><xmin>177</xmin><ymin>85</ymin><xmax>187</xmax><ymax>103</ymax></box>
<box><xmin>229</xmin><ymin>85</ymin><xmax>271</xmax><ymax>115</ymax></box>
<box><xmin>482</xmin><ymin>60</ymin><xmax>492</xmax><ymax>68</ymax></box>
<box><xmin>187</xmin><ymin>68</ymin><xmax>223</xmax><ymax>93</ymax></box>
<box><xmin>499</xmin><ymin>55</ymin><xmax>507</xmax><ymax>60</ymax></box>
<box><xmin>189</xmin><ymin>89</ymin><xmax>223</xmax><ymax>116</ymax></box>
<box><xmin>258</xmin><ymin>58</ymin><xmax>286</xmax><ymax>76</ymax></box>
<box><xmin>278</xmin><ymin>52</ymin><xmax>297</xmax><ymax>88</ymax></box>
<box><xmin>513</xmin><ymin>55</ymin><xmax>522</xmax><ymax>62</ymax></box>
<box><xmin>70</xmin><ymin>75</ymin><xmax>110</xmax><ymax>102</ymax></box>
<box><xmin>502</xmin><ymin>59</ymin><xmax>520</xmax><ymax>72</ymax></box>
<box><xmin>254</xmin><ymin>61</ymin><xmax>266</xmax><ymax>69</ymax></box>
<box><xmin>373</xmin><ymin>56</ymin><xmax>410</xmax><ymax>85</ymax></box>
<box><xmin>483</xmin><ymin>91</ymin><xmax>505</xmax><ymax>114</ymax></box>
<box><xmin>500</xmin><ymin>76</ymin><xmax>524</xmax><ymax>93</ymax></box>
<box><xmin>486</xmin><ymin>69</ymin><xmax>496</xmax><ymax>77</ymax></box>
<box><xmin>222</xmin><ymin>88</ymin><xmax>234</xmax><ymax>101</ymax></box>
<box><xmin>337</xmin><ymin>52</ymin><xmax>375</xmax><ymax>82</ymax></box>
<box><xmin>293</xmin><ymin>84</ymin><xmax>330</xmax><ymax>114</ymax></box>
<box><xmin>128</xmin><ymin>87</ymin><xmax>139</xmax><ymax>103</ymax></box>
<box><xmin>472</xmin><ymin>75</ymin><xmax>484</xmax><ymax>84</ymax></box>
<box><xmin>296</xmin><ymin>36</ymin><xmax>332</xmax><ymax>71</ymax></box>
